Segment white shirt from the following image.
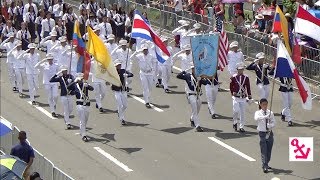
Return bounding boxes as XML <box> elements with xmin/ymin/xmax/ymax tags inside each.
<box><xmin>114</xmin><ymin>48</ymin><xmax>132</xmax><ymax>70</ymax></box>
<box><xmin>41</xmin><ymin>18</ymin><xmax>55</xmax><ymax>37</ymax></box>
<box><xmin>16</xmin><ymin>30</ymin><xmax>31</xmax><ymax>40</ymax></box>
<box><xmin>62</xmin><ymin>13</ymin><xmax>78</xmax><ymax>23</ymax></box>
<box><xmin>2</xmin><ymin>26</ymin><xmax>15</xmax><ymax>38</ymax></box>
<box><xmin>23</xmin><ymin>3</ymin><xmax>38</xmax><ymax>19</ymax></box>
<box><xmin>82</xmin><ymin>32</ymin><xmax>106</xmax><ymax>41</ymax></box>
<box><xmin>0</xmin><ymin>41</ymin><xmax>16</xmax><ymax>63</ymax></box>
<box><xmin>185</xmin><ymin>74</ymin><xmax>198</xmax><ymax>94</ymax></box>
<box><xmin>39</xmin><ymin>62</ymin><xmax>59</xmax><ymax>84</ymax></box>
<box><xmin>99</xmin><ymin>22</ymin><xmax>112</xmax><ymax>37</ymax></box>
<box><xmin>106</xmin><ymin>42</ymin><xmax>118</xmax><ymax>61</ymax></box>
<box><xmin>133</xmin><ymin>53</ymin><xmax>157</xmax><ymax>75</ymax></box>
<box><xmin>24</xmin><ymin>12</ymin><xmax>36</xmax><ymax>23</ymax></box>
<box><xmin>174</xmin><ymin>0</ymin><xmax>183</xmax><ymax>12</ymax></box>
<box><xmin>96</xmin><ymin>8</ymin><xmax>108</xmax><ymax>19</ymax></box>
<box><xmin>254</xmin><ymin>109</ymin><xmax>275</xmax><ymax>132</ymax></box>
<box><xmin>40</xmin><ymin>39</ymin><xmax>59</xmax><ymax>56</ymax></box>
<box><xmin>53</xmin><ymin>3</ymin><xmax>63</xmax><ymax>17</ymax></box>
<box><xmin>172</xmin><ymin>28</ymin><xmax>189</xmax><ymax>47</ymax></box>
<box><xmin>174</xmin><ymin>53</ymin><xmax>193</xmax><ymax>72</ymax></box>
<box><xmin>24</xmin><ymin>53</ymin><xmax>40</xmax><ymax>74</ymax></box>
<box><xmin>227</xmin><ymin>50</ymin><xmax>244</xmax><ymax>76</ymax></box>
<box><xmin>55</xmin><ymin>45</ymin><xmax>71</xmax><ymax>67</ymax></box>
<box><xmin>85</xmin><ymin>19</ymin><xmax>98</xmax><ymax>28</ymax></box>
<box><xmin>91</xmin><ymin>60</ymin><xmax>106</xmax><ymax>83</ymax></box>
<box><xmin>12</xmin><ymin>50</ymin><xmax>26</xmax><ymax>69</ymax></box>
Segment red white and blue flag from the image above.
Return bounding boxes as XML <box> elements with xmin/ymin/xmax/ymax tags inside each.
<box><xmin>131</xmin><ymin>10</ymin><xmax>170</xmax><ymax>63</ymax></box>
<box><xmin>274</xmin><ymin>40</ymin><xmax>312</xmax><ymax>110</ymax></box>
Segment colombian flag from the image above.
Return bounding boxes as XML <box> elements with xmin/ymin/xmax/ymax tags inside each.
<box><xmin>87</xmin><ymin>26</ymin><xmax>121</xmax><ymax>86</ymax></box>
<box><xmin>73</xmin><ymin>20</ymin><xmax>91</xmax><ymax>80</ymax></box>
<box><xmin>272</xmin><ymin>6</ymin><xmax>291</xmax><ymax>55</ymax></box>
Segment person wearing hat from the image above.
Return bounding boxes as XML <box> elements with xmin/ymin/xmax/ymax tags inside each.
<box><xmin>50</xmin><ymin>65</ymin><xmax>75</xmax><ymax>129</ymax></box>
<box><xmin>20</xmin><ymin>43</ymin><xmax>40</xmax><ymax>105</ymax></box>
<box><xmin>82</xmin><ymin>25</ymin><xmax>106</xmax><ymax>41</ymax></box>
<box><xmin>278</xmin><ymin>77</ymin><xmax>294</xmax><ymax>126</ymax></box>
<box><xmin>172</xmin><ymin>20</ymin><xmax>190</xmax><ymax>49</ymax></box>
<box><xmin>90</xmin><ymin>59</ymin><xmax>107</xmax><ymax>112</ymax></box>
<box><xmin>67</xmin><ymin>73</ymin><xmax>94</xmax><ymax>142</ymax></box>
<box><xmin>203</xmin><ymin>67</ymin><xmax>221</xmax><ymax>119</ymax></box>
<box><xmin>230</xmin><ymin>62</ymin><xmax>252</xmax><ymax>132</ymax></box>
<box><xmin>40</xmin><ymin>11</ymin><xmax>55</xmax><ymax>38</ymax></box>
<box><xmin>55</xmin><ymin>36</ymin><xmax>72</xmax><ymax>67</ymax></box>
<box><xmin>39</xmin><ymin>31</ymin><xmax>59</xmax><ymax>61</ymax></box>
<box><xmin>111</xmin><ymin>61</ymin><xmax>129</xmax><ymax>125</ymax></box>
<box><xmin>172</xmin><ymin>44</ymin><xmax>194</xmax><ymax>78</ymax></box>
<box><xmin>86</xmin><ymin>12</ymin><xmax>99</xmax><ymax>29</ymax></box>
<box><xmin>64</xmin><ymin>45</ymin><xmax>78</xmax><ymax>77</ymax></box>
<box><xmin>12</xmin><ymin>40</ymin><xmax>27</xmax><ymax>97</ymax></box>
<box><xmin>227</xmin><ymin>41</ymin><xmax>245</xmax><ymax>76</ymax></box>
<box><xmin>1</xmin><ymin>20</ymin><xmax>16</xmax><ymax>42</ymax></box>
<box><xmin>106</xmin><ymin>34</ymin><xmax>117</xmax><ymax>60</ymax></box>
<box><xmin>157</xmin><ymin>36</ymin><xmax>173</xmax><ymax>93</ymax></box>
<box><xmin>180</xmin><ymin>66</ymin><xmax>204</xmax><ymax>132</ymax></box>
<box><xmin>0</xmin><ymin>32</ymin><xmax>18</xmax><ymax>91</ymax></box>
<box><xmin>246</xmin><ymin>52</ymin><xmax>272</xmax><ymax>99</ymax></box>
<box><xmin>254</xmin><ymin>14</ymin><xmax>265</xmax><ymax>32</ymax></box>
<box><xmin>99</xmin><ymin>15</ymin><xmax>112</xmax><ymax>39</ymax></box>
<box><xmin>34</xmin><ymin>53</ymin><xmax>59</xmax><ymax>117</ymax></box>
<box><xmin>130</xmin><ymin>43</ymin><xmax>158</xmax><ymax>108</ymax></box>
<box><xmin>62</xmin><ymin>6</ymin><xmax>77</xmax><ymax>43</ymax></box>
<box><xmin>185</xmin><ymin>23</ymin><xmax>202</xmax><ymax>37</ymax></box>
<box><xmin>16</xmin><ymin>22</ymin><xmax>31</xmax><ymax>50</ymax></box>
<box><xmin>53</xmin><ymin>18</ymin><xmax>67</xmax><ymax>39</ymax></box>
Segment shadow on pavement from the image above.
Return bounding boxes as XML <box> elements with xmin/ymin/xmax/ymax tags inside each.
<box><xmin>161</xmin><ymin>127</ymin><xmax>193</xmax><ymax>134</ymax></box>
<box><xmin>100</xmin><ymin>133</ymin><xmax>116</xmax><ymax>142</ymax></box>
<box><xmin>168</xmin><ymin>85</ymin><xmax>178</xmax><ymax>89</ymax></box>
<box><xmin>87</xmin><ymin>135</ymin><xmax>111</xmax><ymax>144</ymax></box>
<box><xmin>168</xmin><ymin>90</ymin><xmax>185</xmax><ymax>95</ymax></box>
<box><xmin>215</xmin><ymin>114</ymin><xmax>233</xmax><ymax>120</ymax></box>
<box><xmin>215</xmin><ymin>131</ymin><xmax>258</xmax><ymax>140</ymax></box>
<box><xmin>201</xmin><ymin>127</ymin><xmax>223</xmax><ymax>133</ymax></box>
<box><xmin>128</xmin><ymin>93</ymin><xmax>143</xmax><ymax>97</ymax></box>
<box><xmin>245</xmin><ymin>124</ymin><xmax>257</xmax><ymax>130</ymax></box>
<box><xmin>36</xmin><ymin>102</ymin><xmax>49</xmax><ymax>107</ymax></box>
<box><xmin>151</xmin><ymin>103</ymin><xmax>170</xmax><ymax>109</ymax></box>
<box><xmin>119</xmin><ymin>148</ymin><xmax>142</xmax><ymax>154</ymax></box>
<box><xmin>90</xmin><ymin>99</ymin><xmax>96</xmax><ymax>102</ymax></box>
<box><xmin>290</xmin><ymin>122</ymin><xmax>314</xmax><ymax>128</ymax></box>
<box><xmin>99</xmin><ymin>108</ymin><xmax>118</xmax><ymax>114</ymax></box>
<box><xmin>125</xmin><ymin>121</ymin><xmax>150</xmax><ymax>127</ymax></box>
<box><xmin>305</xmin><ymin>120</ymin><xmax>320</xmax><ymax>126</ymax></box>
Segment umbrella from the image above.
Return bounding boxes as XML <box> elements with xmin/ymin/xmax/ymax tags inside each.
<box><xmin>0</xmin><ymin>117</ymin><xmax>12</xmax><ymax>137</ymax></box>
<box><xmin>308</xmin><ymin>9</ymin><xmax>320</xmax><ymax>19</ymax></box>
<box><xmin>0</xmin><ymin>155</ymin><xmax>27</xmax><ymax>180</ymax></box>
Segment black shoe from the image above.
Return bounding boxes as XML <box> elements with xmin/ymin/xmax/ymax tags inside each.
<box><xmin>196</xmin><ymin>126</ymin><xmax>204</xmax><ymax>132</ymax></box>
<box><xmin>126</xmin><ymin>87</ymin><xmax>130</xmax><ymax>92</ymax></box>
<box><xmin>67</xmin><ymin>124</ymin><xmax>72</xmax><ymax>129</ymax></box>
<box><xmin>211</xmin><ymin>114</ymin><xmax>217</xmax><ymax>119</ymax></box>
<box><xmin>96</xmin><ymin>103</ymin><xmax>98</xmax><ymax>109</ymax></box>
<box><xmin>156</xmin><ymin>83</ymin><xmax>161</xmax><ymax>88</ymax></box>
<box><xmin>233</xmin><ymin>124</ymin><xmax>237</xmax><ymax>131</ymax></box>
<box><xmin>267</xmin><ymin>166</ymin><xmax>272</xmax><ymax>170</ymax></box>
<box><xmin>288</xmin><ymin>121</ymin><xmax>293</xmax><ymax>126</ymax></box>
<box><xmin>190</xmin><ymin>120</ymin><xmax>195</xmax><ymax>127</ymax></box>
<box><xmin>121</xmin><ymin>120</ymin><xmax>127</xmax><ymax>126</ymax></box>
<box><xmin>263</xmin><ymin>167</ymin><xmax>268</xmax><ymax>173</ymax></box>
<box><xmin>239</xmin><ymin>128</ymin><xmax>245</xmax><ymax>133</ymax></box>
<box><xmin>12</xmin><ymin>87</ymin><xmax>17</xmax><ymax>92</ymax></box>
<box><xmin>99</xmin><ymin>108</ymin><xmax>104</xmax><ymax>112</ymax></box>
<box><xmin>82</xmin><ymin>136</ymin><xmax>89</xmax><ymax>142</ymax></box>
<box><xmin>31</xmin><ymin>101</ymin><xmax>36</xmax><ymax>105</ymax></box>
<box><xmin>281</xmin><ymin>114</ymin><xmax>285</xmax><ymax>121</ymax></box>
<box><xmin>145</xmin><ymin>103</ymin><xmax>151</xmax><ymax>108</ymax></box>
<box><xmin>52</xmin><ymin>112</ymin><xmax>57</xmax><ymax>117</ymax></box>
<box><xmin>165</xmin><ymin>89</ymin><xmax>170</xmax><ymax>93</ymax></box>
<box><xmin>19</xmin><ymin>93</ymin><xmax>23</xmax><ymax>98</ymax></box>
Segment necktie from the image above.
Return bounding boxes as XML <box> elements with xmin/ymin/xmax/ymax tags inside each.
<box><xmin>105</xmin><ymin>23</ymin><xmax>107</xmax><ymax>35</ymax></box>
<box><xmin>48</xmin><ymin>20</ymin><xmax>51</xmax><ymax>32</ymax></box>
<box><xmin>264</xmin><ymin>110</ymin><xmax>268</xmax><ymax>131</ymax></box>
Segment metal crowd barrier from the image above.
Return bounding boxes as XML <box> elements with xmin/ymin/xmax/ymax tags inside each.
<box><xmin>0</xmin><ymin>125</ymin><xmax>74</xmax><ymax>180</ymax></box>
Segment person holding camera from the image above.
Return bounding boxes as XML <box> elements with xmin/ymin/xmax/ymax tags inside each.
<box><xmin>254</xmin><ymin>98</ymin><xmax>275</xmax><ymax>173</ymax></box>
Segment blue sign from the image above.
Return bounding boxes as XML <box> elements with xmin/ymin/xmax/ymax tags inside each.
<box><xmin>190</xmin><ymin>34</ymin><xmax>219</xmax><ymax>77</ymax></box>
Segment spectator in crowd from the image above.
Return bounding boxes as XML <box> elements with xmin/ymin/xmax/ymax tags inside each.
<box><xmin>79</xmin><ymin>0</ymin><xmax>88</xmax><ymax>11</ymax></box>
<box><xmin>35</xmin><ymin>9</ymin><xmax>45</xmax><ymax>42</ymax></box>
<box><xmin>13</xmin><ymin>0</ymin><xmax>24</xmax><ymax>30</ymax></box>
<box><xmin>173</xmin><ymin>0</ymin><xmax>183</xmax><ymax>27</ymax></box>
<box><xmin>78</xmin><ymin>8</ymin><xmax>88</xmax><ymax>36</ymax></box>
<box><xmin>7</xmin><ymin>1</ymin><xmax>15</xmax><ymax>20</ymax></box>
<box><xmin>213</xmin><ymin>0</ymin><xmax>224</xmax><ymax>32</ymax></box>
<box><xmin>23</xmin><ymin>0</ymin><xmax>38</xmax><ymax>20</ymax></box>
<box><xmin>24</xmin><ymin>5</ymin><xmax>37</xmax><ymax>42</ymax></box>
<box><xmin>10</xmin><ymin>131</ymin><xmax>35</xmax><ymax>179</ymax></box>
<box><xmin>96</xmin><ymin>1</ymin><xmax>107</xmax><ymax>23</ymax></box>
<box><xmin>233</xmin><ymin>10</ymin><xmax>245</xmax><ymax>34</ymax></box>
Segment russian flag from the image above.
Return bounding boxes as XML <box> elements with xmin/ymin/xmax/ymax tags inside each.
<box><xmin>295</xmin><ymin>5</ymin><xmax>320</xmax><ymax>42</ymax></box>
<box><xmin>131</xmin><ymin>10</ymin><xmax>170</xmax><ymax>63</ymax></box>
<box><xmin>274</xmin><ymin>40</ymin><xmax>312</xmax><ymax>110</ymax></box>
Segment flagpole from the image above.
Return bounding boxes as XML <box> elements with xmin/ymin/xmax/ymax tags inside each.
<box><xmin>69</xmin><ymin>21</ymin><xmax>76</xmax><ymax>74</ymax></box>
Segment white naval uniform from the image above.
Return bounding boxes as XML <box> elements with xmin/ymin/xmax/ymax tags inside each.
<box><xmin>132</xmin><ymin>52</ymin><xmax>157</xmax><ymax>104</ymax></box>
<box><xmin>99</xmin><ymin>22</ymin><xmax>112</xmax><ymax>38</ymax></box>
<box><xmin>204</xmin><ymin>76</ymin><xmax>219</xmax><ymax>116</ymax></box>
<box><xmin>172</xmin><ymin>27</ymin><xmax>189</xmax><ymax>48</ymax></box>
<box><xmin>39</xmin><ymin>39</ymin><xmax>60</xmax><ymax>62</ymax></box>
<box><xmin>185</xmin><ymin>74</ymin><xmax>201</xmax><ymax>128</ymax></box>
<box><xmin>91</xmin><ymin>60</ymin><xmax>107</xmax><ymax>109</ymax></box>
<box><xmin>158</xmin><ymin>45</ymin><xmax>173</xmax><ymax>90</ymax></box>
<box><xmin>12</xmin><ymin>50</ymin><xmax>26</xmax><ymax>93</ymax></box>
<box><xmin>55</xmin><ymin>44</ymin><xmax>71</xmax><ymax>67</ymax></box>
<box><xmin>113</xmin><ymin>48</ymin><xmax>133</xmax><ymax>87</ymax></box>
<box><xmin>173</xmin><ymin>52</ymin><xmax>194</xmax><ymax>72</ymax></box>
<box><xmin>23</xmin><ymin>52</ymin><xmax>40</xmax><ymax>102</ymax></box>
<box><xmin>40</xmin><ymin>18</ymin><xmax>55</xmax><ymax>38</ymax></box>
<box><xmin>227</xmin><ymin>50</ymin><xmax>245</xmax><ymax>76</ymax></box>
<box><xmin>36</xmin><ymin>62</ymin><xmax>59</xmax><ymax>113</ymax></box>
<box><xmin>106</xmin><ymin>42</ymin><xmax>118</xmax><ymax>62</ymax></box>
<box><xmin>0</xmin><ymin>41</ymin><xmax>17</xmax><ymax>88</ymax></box>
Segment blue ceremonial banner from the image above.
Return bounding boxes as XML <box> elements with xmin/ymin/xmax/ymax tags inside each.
<box><xmin>190</xmin><ymin>34</ymin><xmax>219</xmax><ymax>77</ymax></box>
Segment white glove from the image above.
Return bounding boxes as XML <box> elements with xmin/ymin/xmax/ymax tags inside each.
<box><xmin>67</xmin><ymin>79</ymin><xmax>72</xmax><ymax>83</ymax></box>
<box><xmin>83</xmin><ymin>82</ymin><xmax>88</xmax><ymax>87</ymax></box>
<box><xmin>263</xmin><ymin>64</ymin><xmax>269</xmax><ymax>69</ymax></box>
<box><xmin>56</xmin><ymin>70</ymin><xmax>63</xmax><ymax>77</ymax></box>
<box><xmin>75</xmin><ymin>77</ymin><xmax>81</xmax><ymax>82</ymax></box>
<box><xmin>124</xmin><ymin>32</ymin><xmax>128</xmax><ymax>37</ymax></box>
<box><xmin>124</xmin><ymin>73</ymin><xmax>128</xmax><ymax>77</ymax></box>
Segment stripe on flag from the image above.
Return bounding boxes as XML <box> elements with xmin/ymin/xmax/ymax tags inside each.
<box><xmin>218</xmin><ymin>29</ymin><xmax>229</xmax><ymax>71</ymax></box>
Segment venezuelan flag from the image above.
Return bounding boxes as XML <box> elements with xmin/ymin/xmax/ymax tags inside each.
<box><xmin>272</xmin><ymin>6</ymin><xmax>291</xmax><ymax>54</ymax></box>
<box><xmin>87</xmin><ymin>26</ymin><xmax>121</xmax><ymax>86</ymax></box>
<box><xmin>72</xmin><ymin>20</ymin><xmax>90</xmax><ymax>80</ymax></box>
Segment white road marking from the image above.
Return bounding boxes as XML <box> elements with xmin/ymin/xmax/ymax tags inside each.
<box><xmin>27</xmin><ymin>101</ymin><xmax>57</xmax><ymax>120</ymax></box>
<box><xmin>128</xmin><ymin>94</ymin><xmax>164</xmax><ymax>112</ymax></box>
<box><xmin>94</xmin><ymin>147</ymin><xmax>133</xmax><ymax>172</ymax></box>
<box><xmin>172</xmin><ymin>66</ymin><xmax>182</xmax><ymax>72</ymax></box>
<box><xmin>208</xmin><ymin>137</ymin><xmax>256</xmax><ymax>162</ymax></box>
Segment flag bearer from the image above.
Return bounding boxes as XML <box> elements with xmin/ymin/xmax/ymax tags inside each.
<box><xmin>91</xmin><ymin>59</ymin><xmax>107</xmax><ymax>112</ymax></box>
<box><xmin>230</xmin><ymin>62</ymin><xmax>252</xmax><ymax>132</ymax></box>
<box><xmin>158</xmin><ymin>36</ymin><xmax>173</xmax><ymax>93</ymax></box>
<box><xmin>246</xmin><ymin>52</ymin><xmax>271</xmax><ymax>99</ymax></box>
<box><xmin>227</xmin><ymin>41</ymin><xmax>245</xmax><ymax>77</ymax></box>
<box><xmin>279</xmin><ymin>77</ymin><xmax>293</xmax><ymax>126</ymax></box>
<box><xmin>34</xmin><ymin>54</ymin><xmax>59</xmax><ymax>117</ymax></box>
<box><xmin>21</xmin><ymin>43</ymin><xmax>40</xmax><ymax>104</ymax></box>
<box><xmin>254</xmin><ymin>98</ymin><xmax>275</xmax><ymax>173</ymax></box>
<box><xmin>204</xmin><ymin>68</ymin><xmax>220</xmax><ymax>119</ymax></box>
<box><xmin>68</xmin><ymin>73</ymin><xmax>94</xmax><ymax>142</ymax></box>
<box><xmin>50</xmin><ymin>66</ymin><xmax>74</xmax><ymax>129</ymax></box>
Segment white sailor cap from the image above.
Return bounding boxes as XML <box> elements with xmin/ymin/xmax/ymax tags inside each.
<box><xmin>107</xmin><ymin>34</ymin><xmax>115</xmax><ymax>41</ymax></box>
<box><xmin>236</xmin><ymin>62</ymin><xmax>246</xmax><ymax>70</ymax></box>
<box><xmin>229</xmin><ymin>41</ymin><xmax>239</xmax><ymax>48</ymax></box>
<box><xmin>50</xmin><ymin>31</ymin><xmax>57</xmax><ymax>37</ymax></box>
<box><xmin>193</xmin><ymin>23</ymin><xmax>201</xmax><ymax>29</ymax></box>
<box><xmin>256</xmin><ymin>52</ymin><xmax>265</xmax><ymax>59</ymax></box>
<box><xmin>16</xmin><ymin>40</ymin><xmax>22</xmax><ymax>46</ymax></box>
<box><xmin>140</xmin><ymin>43</ymin><xmax>149</xmax><ymax>50</ymax></box>
<box><xmin>8</xmin><ymin>32</ymin><xmax>15</xmax><ymax>38</ymax></box>
<box><xmin>28</xmin><ymin>43</ymin><xmax>37</xmax><ymax>49</ymax></box>
<box><xmin>45</xmin><ymin>53</ymin><xmax>54</xmax><ymax>60</ymax></box>
<box><xmin>255</xmin><ymin>14</ymin><xmax>264</xmax><ymax>20</ymax></box>
<box><xmin>59</xmin><ymin>36</ymin><xmax>67</xmax><ymax>42</ymax></box>
<box><xmin>114</xmin><ymin>60</ymin><xmax>122</xmax><ymax>66</ymax></box>
<box><xmin>181</xmin><ymin>20</ymin><xmax>190</xmax><ymax>27</ymax></box>
<box><xmin>75</xmin><ymin>72</ymin><xmax>84</xmax><ymax>78</ymax></box>
<box><xmin>94</xmin><ymin>25</ymin><xmax>101</xmax><ymax>31</ymax></box>
<box><xmin>119</xmin><ymin>39</ymin><xmax>127</xmax><ymax>46</ymax></box>
<box><xmin>183</xmin><ymin>44</ymin><xmax>191</xmax><ymax>51</ymax></box>
<box><xmin>60</xmin><ymin>65</ymin><xmax>68</xmax><ymax>71</ymax></box>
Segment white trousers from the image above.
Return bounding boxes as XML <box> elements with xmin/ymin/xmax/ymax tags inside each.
<box><xmin>61</xmin><ymin>95</ymin><xmax>73</xmax><ymax>125</ymax></box>
<box><xmin>77</xmin><ymin>105</ymin><xmax>89</xmax><ymax>137</ymax></box>
<box><xmin>232</xmin><ymin>97</ymin><xmax>247</xmax><ymax>128</ymax></box>
<box><xmin>27</xmin><ymin>74</ymin><xmax>39</xmax><ymax>101</ymax></box>
<box><xmin>93</xmin><ymin>82</ymin><xmax>106</xmax><ymax>109</ymax></box>
<box><xmin>160</xmin><ymin>65</ymin><xmax>171</xmax><ymax>89</ymax></box>
<box><xmin>7</xmin><ymin>63</ymin><xmax>17</xmax><ymax>88</ymax></box>
<box><xmin>114</xmin><ymin>91</ymin><xmax>128</xmax><ymax>121</ymax></box>
<box><xmin>140</xmin><ymin>73</ymin><xmax>154</xmax><ymax>103</ymax></box>
<box><xmin>281</xmin><ymin>92</ymin><xmax>293</xmax><ymax>122</ymax></box>
<box><xmin>257</xmin><ymin>84</ymin><xmax>270</xmax><ymax>99</ymax></box>
<box><xmin>44</xmin><ymin>83</ymin><xmax>58</xmax><ymax>113</ymax></box>
<box><xmin>205</xmin><ymin>84</ymin><xmax>219</xmax><ymax>115</ymax></box>
<box><xmin>188</xmin><ymin>95</ymin><xmax>201</xmax><ymax>127</ymax></box>
<box><xmin>14</xmin><ymin>68</ymin><xmax>25</xmax><ymax>93</ymax></box>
